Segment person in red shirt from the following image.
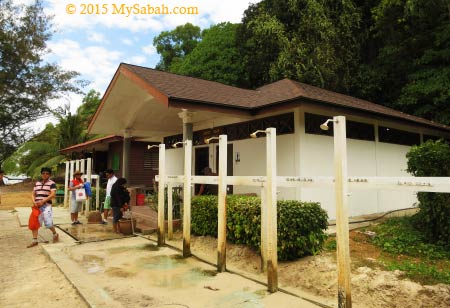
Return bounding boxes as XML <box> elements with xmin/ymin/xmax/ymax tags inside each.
<box><xmin>68</xmin><ymin>170</ymin><xmax>84</xmax><ymax>225</ymax></box>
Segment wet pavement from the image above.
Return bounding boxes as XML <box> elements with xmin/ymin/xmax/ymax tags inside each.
<box><xmin>15</xmin><ymin>206</ymin><xmax>322</xmax><ymax>307</ymax></box>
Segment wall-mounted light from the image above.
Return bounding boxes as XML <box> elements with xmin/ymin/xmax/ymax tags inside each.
<box><xmin>320</xmin><ymin>119</ymin><xmax>338</xmax><ymax>131</ymax></box>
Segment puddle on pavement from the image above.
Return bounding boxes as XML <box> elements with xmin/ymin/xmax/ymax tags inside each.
<box><xmin>137</xmin><ymin>255</ymin><xmax>187</xmax><ymax>270</ymax></box>
<box><xmin>105</xmin><ymin>267</ymin><xmax>136</xmax><ymax>278</ymax></box>
<box><xmin>136</xmin><ymin>255</ymin><xmax>216</xmax><ymax>288</ymax></box>
<box><xmin>61</xmin><ymin>223</ymin><xmax>125</xmax><ymax>242</ymax></box>
<box><xmin>81</xmin><ymin>254</ymin><xmax>105</xmax><ymax>274</ymax></box>
<box><xmin>107</xmin><ymin>243</ymin><xmax>159</xmax><ymax>254</ymax></box>
<box><xmin>215</xmin><ymin>290</ymin><xmax>264</xmax><ymax>308</ymax></box>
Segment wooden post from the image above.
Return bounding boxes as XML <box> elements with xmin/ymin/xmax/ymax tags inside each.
<box><xmin>85</xmin><ymin>158</ymin><xmax>92</xmax><ymax>215</ymax></box>
<box><xmin>64</xmin><ymin>162</ymin><xmax>69</xmax><ymax>208</ymax></box>
<box><xmin>157</xmin><ymin>144</ymin><xmax>166</xmax><ymax>246</ymax></box>
<box><xmin>183</xmin><ymin>140</ymin><xmax>192</xmax><ymax>257</ymax></box>
<box><xmin>266</xmin><ymin>127</ymin><xmax>278</xmax><ymax>293</ymax></box>
<box><xmin>217</xmin><ymin>135</ymin><xmax>228</xmax><ymax>272</ymax></box>
<box><xmin>333</xmin><ymin>116</ymin><xmax>352</xmax><ymax>308</ymax></box>
<box><xmin>167</xmin><ymin>183</ymin><xmax>173</xmax><ymax>240</ymax></box>
<box><xmin>260</xmin><ymin>186</ymin><xmax>267</xmax><ymax>272</ymax></box>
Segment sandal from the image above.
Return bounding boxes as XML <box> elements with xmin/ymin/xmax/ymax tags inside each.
<box><xmin>53</xmin><ymin>233</ymin><xmax>59</xmax><ymax>243</ymax></box>
<box><xmin>27</xmin><ymin>242</ymin><xmax>38</xmax><ymax>248</ymax></box>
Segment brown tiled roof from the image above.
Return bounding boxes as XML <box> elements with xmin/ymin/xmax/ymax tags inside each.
<box><xmin>60</xmin><ymin>135</ymin><xmax>122</xmax><ymax>153</ymax></box>
<box><xmin>121</xmin><ymin>63</ymin><xmax>450</xmax><ymax>131</ymax></box>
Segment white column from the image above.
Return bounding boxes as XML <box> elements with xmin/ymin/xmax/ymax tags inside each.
<box><xmin>178</xmin><ymin>109</ymin><xmax>195</xmax><ymax>142</ymax></box>
<box><xmin>217</xmin><ymin>135</ymin><xmax>227</xmax><ymax>272</ymax></box>
<box><xmin>167</xmin><ymin>182</ymin><xmax>173</xmax><ymax>240</ymax></box>
<box><xmin>157</xmin><ymin>144</ymin><xmax>166</xmax><ymax>246</ymax></box>
<box><xmin>183</xmin><ymin>140</ymin><xmax>192</xmax><ymax>257</ymax></box>
<box><xmin>265</xmin><ymin>127</ymin><xmax>278</xmax><ymax>293</ymax></box>
<box><xmin>333</xmin><ymin>116</ymin><xmax>352</xmax><ymax>308</ymax></box>
<box><xmin>64</xmin><ymin>162</ymin><xmax>70</xmax><ymax>208</ymax></box>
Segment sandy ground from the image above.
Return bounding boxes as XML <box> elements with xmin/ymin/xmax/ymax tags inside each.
<box><xmin>0</xmin><ymin>210</ymin><xmax>88</xmax><ymax>308</ymax></box>
<box><xmin>1</xmin><ymin>188</ymin><xmax>449</xmax><ymax>308</ymax></box>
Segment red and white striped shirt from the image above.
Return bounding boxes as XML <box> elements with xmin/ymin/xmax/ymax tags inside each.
<box><xmin>33</xmin><ymin>179</ymin><xmax>56</xmax><ymax>205</ymax></box>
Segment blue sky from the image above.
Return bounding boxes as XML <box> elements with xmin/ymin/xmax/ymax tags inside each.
<box><xmin>14</xmin><ymin>0</ymin><xmax>261</xmax><ymax>131</ymax></box>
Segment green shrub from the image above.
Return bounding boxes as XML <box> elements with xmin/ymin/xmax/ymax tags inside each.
<box><xmin>91</xmin><ymin>187</ymin><xmax>106</xmax><ymax>210</ymax></box>
<box><xmin>191</xmin><ymin>195</ymin><xmax>328</xmax><ymax>261</ymax></box>
<box><xmin>406</xmin><ymin>139</ymin><xmax>450</xmax><ymax>245</ymax></box>
<box><xmin>148</xmin><ymin>187</ymin><xmax>182</xmax><ymax>220</ymax></box>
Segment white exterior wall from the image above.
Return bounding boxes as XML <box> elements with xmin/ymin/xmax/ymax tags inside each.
<box><xmin>166</xmin><ymin>107</ymin><xmax>443</xmax><ymax>219</ymax></box>
<box><xmin>232</xmin><ymin>134</ymin><xmax>296</xmax><ymax>199</ymax></box>
<box><xmin>165</xmin><ymin>148</ymin><xmax>184</xmax><ymax>175</ymax></box>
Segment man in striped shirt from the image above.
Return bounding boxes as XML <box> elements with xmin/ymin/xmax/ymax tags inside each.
<box><xmin>27</xmin><ymin>167</ymin><xmax>59</xmax><ymax>248</ymax></box>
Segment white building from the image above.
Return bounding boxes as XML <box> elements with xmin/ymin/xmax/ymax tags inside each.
<box><xmin>87</xmin><ymin>63</ymin><xmax>450</xmax><ymax>218</ymax></box>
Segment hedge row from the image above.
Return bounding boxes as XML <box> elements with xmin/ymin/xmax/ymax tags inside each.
<box><xmin>191</xmin><ymin>195</ymin><xmax>328</xmax><ymax>260</ymax></box>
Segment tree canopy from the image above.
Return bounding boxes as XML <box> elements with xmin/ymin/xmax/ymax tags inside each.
<box><xmin>0</xmin><ymin>0</ymin><xmax>82</xmax><ymax>166</ymax></box>
<box><xmin>153</xmin><ymin>0</ymin><xmax>450</xmax><ymax>126</ymax></box>
<box><xmin>153</xmin><ymin>23</ymin><xmax>201</xmax><ymax>71</ymax></box>
<box><xmin>170</xmin><ymin>23</ymin><xmax>245</xmax><ymax>86</ymax></box>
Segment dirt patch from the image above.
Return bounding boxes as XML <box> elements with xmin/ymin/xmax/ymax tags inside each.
<box><xmin>165</xmin><ymin>231</ymin><xmax>450</xmax><ymax>308</ymax></box>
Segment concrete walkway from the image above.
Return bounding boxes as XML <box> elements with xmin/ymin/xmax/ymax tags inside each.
<box><xmin>16</xmin><ymin>206</ymin><xmax>324</xmax><ymax>308</ymax></box>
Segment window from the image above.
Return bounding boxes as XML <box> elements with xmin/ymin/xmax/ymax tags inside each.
<box><xmin>378</xmin><ymin>126</ymin><xmax>420</xmax><ymax>146</ymax></box>
<box><xmin>164</xmin><ymin>113</ymin><xmax>295</xmax><ymax>147</ymax></box>
<box><xmin>112</xmin><ymin>153</ymin><xmax>120</xmax><ymax>171</ymax></box>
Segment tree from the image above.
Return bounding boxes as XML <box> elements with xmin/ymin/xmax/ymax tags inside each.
<box><xmin>76</xmin><ymin>89</ymin><xmax>102</xmax><ymax>126</ymax></box>
<box><xmin>171</xmin><ymin>23</ymin><xmax>246</xmax><ymax>86</ymax></box>
<box><xmin>349</xmin><ymin>0</ymin><xmax>450</xmax><ymax>124</ymax></box>
<box><xmin>153</xmin><ymin>23</ymin><xmax>201</xmax><ymax>71</ymax></box>
<box><xmin>0</xmin><ymin>0</ymin><xmax>82</xmax><ymax>166</ymax></box>
<box><xmin>237</xmin><ymin>0</ymin><xmax>362</xmax><ymax>90</ymax></box>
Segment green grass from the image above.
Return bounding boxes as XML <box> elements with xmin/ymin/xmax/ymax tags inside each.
<box><xmin>368</xmin><ymin>216</ymin><xmax>450</xmax><ymax>285</ymax></box>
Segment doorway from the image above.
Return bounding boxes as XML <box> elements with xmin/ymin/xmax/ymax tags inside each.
<box><xmin>195</xmin><ymin>147</ymin><xmax>209</xmax><ymax>194</ymax></box>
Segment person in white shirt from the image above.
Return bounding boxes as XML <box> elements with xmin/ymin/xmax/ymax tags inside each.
<box><xmin>102</xmin><ymin>169</ymin><xmax>117</xmax><ymax>224</ymax></box>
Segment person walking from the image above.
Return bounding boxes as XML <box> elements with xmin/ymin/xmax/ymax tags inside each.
<box><xmin>27</xmin><ymin>167</ymin><xmax>59</xmax><ymax>248</ymax></box>
<box><xmin>101</xmin><ymin>169</ymin><xmax>117</xmax><ymax>224</ymax></box>
<box><xmin>68</xmin><ymin>170</ymin><xmax>84</xmax><ymax>225</ymax></box>
<box><xmin>110</xmin><ymin>178</ymin><xmax>130</xmax><ymax>233</ymax></box>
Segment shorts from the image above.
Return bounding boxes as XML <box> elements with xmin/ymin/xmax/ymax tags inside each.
<box><xmin>70</xmin><ymin>199</ymin><xmax>83</xmax><ymax>213</ymax></box>
<box><xmin>103</xmin><ymin>196</ymin><xmax>111</xmax><ymax>210</ymax></box>
<box><xmin>112</xmin><ymin>207</ymin><xmax>123</xmax><ymax>223</ymax></box>
<box><xmin>39</xmin><ymin>205</ymin><xmax>53</xmax><ymax>228</ymax></box>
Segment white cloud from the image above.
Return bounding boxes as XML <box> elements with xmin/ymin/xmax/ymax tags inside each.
<box><xmin>87</xmin><ymin>32</ymin><xmax>107</xmax><ymax>43</ymax></box>
<box><xmin>122</xmin><ymin>38</ymin><xmax>134</xmax><ymax>46</ymax></box>
<box><xmin>127</xmin><ymin>55</ymin><xmax>146</xmax><ymax>65</ymax></box>
<box><xmin>142</xmin><ymin>44</ymin><xmax>156</xmax><ymax>56</ymax></box>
